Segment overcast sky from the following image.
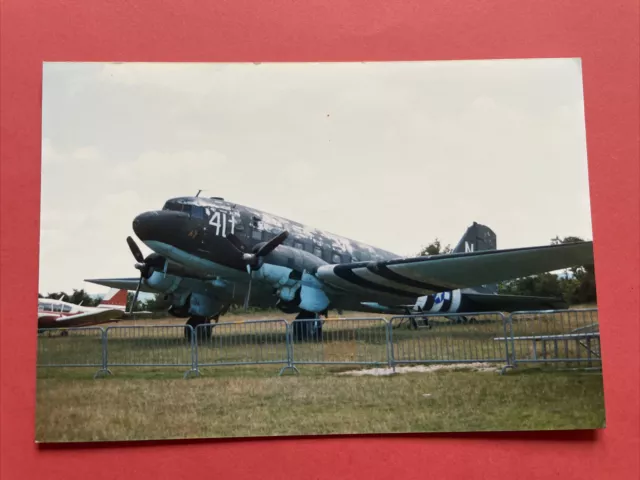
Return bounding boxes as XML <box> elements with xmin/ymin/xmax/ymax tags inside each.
<box><xmin>40</xmin><ymin>58</ymin><xmax>592</xmax><ymax>295</ymax></box>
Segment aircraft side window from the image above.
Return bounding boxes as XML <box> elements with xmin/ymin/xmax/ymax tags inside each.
<box><xmin>190</xmin><ymin>205</ymin><xmax>205</xmax><ymax>220</ymax></box>
<box><xmin>252</xmin><ymin>229</ymin><xmax>262</xmax><ymax>241</ymax></box>
<box><xmin>313</xmin><ymin>246</ymin><xmax>322</xmax><ymax>257</ymax></box>
<box><xmin>63</xmin><ymin>304</ymin><xmax>72</xmax><ymax>313</ymax></box>
<box><xmin>52</xmin><ymin>304</ymin><xmax>62</xmax><ymax>312</ymax></box>
<box><xmin>332</xmin><ymin>253</ymin><xmax>341</xmax><ymax>264</ymax></box>
<box><xmin>294</xmin><ymin>242</ymin><xmax>303</xmax><ymax>250</ymax></box>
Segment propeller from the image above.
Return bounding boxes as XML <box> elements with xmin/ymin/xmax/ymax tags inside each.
<box><xmin>126</xmin><ymin>236</ymin><xmax>165</xmax><ymax>314</ymax></box>
<box><xmin>225</xmin><ymin>230</ymin><xmax>289</xmax><ymax>310</ymax></box>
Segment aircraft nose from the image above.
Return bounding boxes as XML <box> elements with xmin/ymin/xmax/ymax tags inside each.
<box><xmin>132</xmin><ymin>210</ymin><xmax>188</xmax><ymax>242</ymax></box>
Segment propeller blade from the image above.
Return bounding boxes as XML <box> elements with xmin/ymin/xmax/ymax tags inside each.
<box><xmin>243</xmin><ymin>272</ymin><xmax>253</xmax><ymax>311</ymax></box>
<box><xmin>256</xmin><ymin>231</ymin><xmax>289</xmax><ymax>258</ymax></box>
<box><xmin>126</xmin><ymin>236</ymin><xmax>145</xmax><ymax>263</ymax></box>
<box><xmin>129</xmin><ymin>275</ymin><xmax>143</xmax><ymax>314</ymax></box>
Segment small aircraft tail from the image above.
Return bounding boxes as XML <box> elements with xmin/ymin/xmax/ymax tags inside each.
<box><xmin>98</xmin><ymin>288</ymin><xmax>128</xmax><ymax>310</ymax></box>
<box><xmin>453</xmin><ymin>222</ymin><xmax>498</xmax><ymax>293</ymax></box>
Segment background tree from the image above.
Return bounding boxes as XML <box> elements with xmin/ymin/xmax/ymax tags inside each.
<box><xmin>43</xmin><ymin>289</ymin><xmax>100</xmax><ymax>306</ymax></box>
<box><xmin>142</xmin><ymin>293</ymin><xmax>173</xmax><ymax>312</ymax></box>
<box><xmin>126</xmin><ymin>292</ymin><xmax>147</xmax><ymax>312</ymax></box>
<box><xmin>417</xmin><ymin>238</ymin><xmax>452</xmax><ymax>257</ymax></box>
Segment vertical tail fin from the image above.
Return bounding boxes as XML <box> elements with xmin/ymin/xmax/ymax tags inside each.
<box><xmin>453</xmin><ymin>222</ymin><xmax>497</xmax><ymax>254</ymax></box>
<box><xmin>453</xmin><ymin>222</ymin><xmax>498</xmax><ymax>293</ymax></box>
<box><xmin>98</xmin><ymin>288</ymin><xmax>128</xmax><ymax>310</ymax></box>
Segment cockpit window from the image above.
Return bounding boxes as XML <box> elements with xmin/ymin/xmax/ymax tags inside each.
<box><xmin>189</xmin><ymin>205</ymin><xmax>206</xmax><ymax>219</ymax></box>
<box><xmin>163</xmin><ymin>201</ymin><xmax>183</xmax><ymax>212</ymax></box>
<box><xmin>38</xmin><ymin>302</ymin><xmax>53</xmax><ymax>312</ymax></box>
<box><xmin>162</xmin><ymin>201</ymin><xmax>206</xmax><ymax>219</ymax></box>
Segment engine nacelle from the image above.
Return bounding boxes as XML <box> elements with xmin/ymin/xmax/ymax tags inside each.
<box><xmin>187</xmin><ymin>292</ymin><xmax>224</xmax><ymax>317</ymax></box>
<box><xmin>168</xmin><ymin>292</ymin><xmax>224</xmax><ymax>318</ymax></box>
<box><xmin>298</xmin><ymin>284</ymin><xmax>330</xmax><ymax>313</ymax></box>
<box><xmin>273</xmin><ymin>271</ymin><xmax>330</xmax><ymax>314</ymax></box>
<box><xmin>145</xmin><ymin>271</ymin><xmax>183</xmax><ymax>293</ymax></box>
<box><xmin>263</xmin><ymin>245</ymin><xmax>328</xmax><ymax>273</ymax></box>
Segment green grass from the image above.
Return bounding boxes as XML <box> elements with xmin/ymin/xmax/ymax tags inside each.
<box><xmin>35</xmin><ymin>366</ymin><xmax>606</xmax><ymax>443</ymax></box>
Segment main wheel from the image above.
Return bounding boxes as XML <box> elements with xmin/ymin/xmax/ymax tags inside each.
<box><xmin>292</xmin><ymin>311</ymin><xmax>323</xmax><ymax>342</ymax></box>
<box><xmin>184</xmin><ymin>316</ymin><xmax>213</xmax><ymax>341</ymax></box>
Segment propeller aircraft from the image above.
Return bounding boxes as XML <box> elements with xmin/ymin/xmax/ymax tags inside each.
<box><xmin>86</xmin><ymin>195</ymin><xmax>595</xmax><ymax>340</ymax></box>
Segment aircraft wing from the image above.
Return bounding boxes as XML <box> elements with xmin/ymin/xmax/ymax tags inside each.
<box><xmin>315</xmin><ymin>241</ymin><xmax>594</xmax><ymax>300</ymax></box>
<box><xmin>39</xmin><ymin>308</ymin><xmax>125</xmax><ymax>328</ymax></box>
<box><xmin>84</xmin><ymin>277</ymin><xmax>157</xmax><ymax>293</ymax></box>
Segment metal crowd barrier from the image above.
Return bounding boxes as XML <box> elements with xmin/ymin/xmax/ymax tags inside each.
<box><xmin>290</xmin><ymin>317</ymin><xmax>390</xmax><ymax>367</ymax></box>
<box><xmin>35</xmin><ymin>309</ymin><xmax>601</xmax><ymax>377</ymax></box>
<box><xmin>194</xmin><ymin>319</ymin><xmax>293</xmax><ymax>375</ymax></box>
<box><xmin>104</xmin><ymin>325</ymin><xmax>198</xmax><ymax>378</ymax></box>
<box><xmin>389</xmin><ymin>312</ymin><xmax>511</xmax><ymax>372</ymax></box>
<box><xmin>36</xmin><ymin>326</ymin><xmax>109</xmax><ymax>379</ymax></box>
<box><xmin>501</xmin><ymin>308</ymin><xmax>600</xmax><ymax>368</ymax></box>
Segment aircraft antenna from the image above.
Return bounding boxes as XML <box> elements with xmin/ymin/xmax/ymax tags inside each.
<box><xmin>196</xmin><ymin>190</ymin><xmax>203</xmax><ymax>197</ymax></box>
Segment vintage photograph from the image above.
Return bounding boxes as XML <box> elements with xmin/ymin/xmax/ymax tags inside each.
<box><xmin>36</xmin><ymin>59</ymin><xmax>604</xmax><ymax>443</ymax></box>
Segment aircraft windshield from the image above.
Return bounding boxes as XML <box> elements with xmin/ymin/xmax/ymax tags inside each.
<box><xmin>38</xmin><ymin>302</ymin><xmax>53</xmax><ymax>311</ymax></box>
<box><xmin>162</xmin><ymin>201</ymin><xmax>206</xmax><ymax>219</ymax></box>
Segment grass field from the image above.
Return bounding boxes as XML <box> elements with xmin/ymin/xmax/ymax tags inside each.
<box><xmin>36</xmin><ymin>365</ymin><xmax>606</xmax><ymax>443</ymax></box>
<box><xmin>35</xmin><ymin>308</ymin><xmax>605</xmax><ymax>443</ymax></box>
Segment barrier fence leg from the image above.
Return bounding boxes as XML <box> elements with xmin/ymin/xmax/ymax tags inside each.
<box><xmin>386</xmin><ymin>322</ymin><xmax>396</xmax><ymax>374</ymax></box>
<box><xmin>184</xmin><ymin>325</ymin><xmax>200</xmax><ymax>379</ymax></box>
<box><xmin>279</xmin><ymin>323</ymin><xmax>299</xmax><ymax>376</ymax></box>
<box><xmin>500</xmin><ymin>314</ymin><xmax>516</xmax><ymax>375</ymax></box>
<box><xmin>94</xmin><ymin>328</ymin><xmax>112</xmax><ymax>379</ymax></box>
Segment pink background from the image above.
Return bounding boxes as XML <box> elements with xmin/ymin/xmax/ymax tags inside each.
<box><xmin>1</xmin><ymin>0</ymin><xmax>638</xmax><ymax>478</ymax></box>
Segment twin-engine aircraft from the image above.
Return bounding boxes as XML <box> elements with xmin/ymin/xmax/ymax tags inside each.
<box><xmin>38</xmin><ymin>288</ymin><xmax>130</xmax><ymax>329</ymax></box>
<box><xmin>86</xmin><ymin>195</ymin><xmax>594</xmax><ymax>340</ymax></box>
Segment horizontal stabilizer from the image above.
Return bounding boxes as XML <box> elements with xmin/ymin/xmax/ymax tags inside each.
<box><xmin>461</xmin><ymin>292</ymin><xmax>568</xmax><ymax>312</ymax></box>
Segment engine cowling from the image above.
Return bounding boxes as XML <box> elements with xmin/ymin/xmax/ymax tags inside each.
<box><xmin>267</xmin><ymin>269</ymin><xmax>330</xmax><ymax>314</ymax></box>
<box><xmin>262</xmin><ymin>244</ymin><xmax>328</xmax><ymax>274</ymax></box>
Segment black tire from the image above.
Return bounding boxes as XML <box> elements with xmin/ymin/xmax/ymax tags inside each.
<box><xmin>293</xmin><ymin>311</ymin><xmax>323</xmax><ymax>342</ymax></box>
<box><xmin>184</xmin><ymin>316</ymin><xmax>213</xmax><ymax>342</ymax></box>
<box><xmin>197</xmin><ymin>323</ymin><xmax>214</xmax><ymax>342</ymax></box>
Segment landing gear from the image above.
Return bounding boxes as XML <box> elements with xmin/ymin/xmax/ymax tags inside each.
<box><xmin>292</xmin><ymin>310</ymin><xmax>323</xmax><ymax>342</ymax></box>
<box><xmin>452</xmin><ymin>316</ymin><xmax>477</xmax><ymax>324</ymax></box>
<box><xmin>184</xmin><ymin>315</ymin><xmax>214</xmax><ymax>341</ymax></box>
